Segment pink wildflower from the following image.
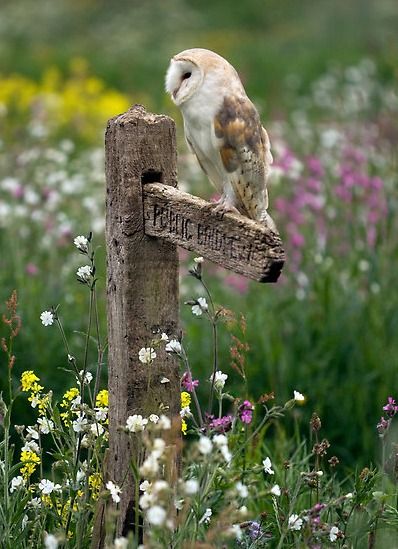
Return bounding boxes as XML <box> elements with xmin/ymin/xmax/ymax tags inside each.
<box><xmin>181</xmin><ymin>372</ymin><xmax>199</xmax><ymax>392</ymax></box>
<box><xmin>238</xmin><ymin>400</ymin><xmax>254</xmax><ymax>424</ymax></box>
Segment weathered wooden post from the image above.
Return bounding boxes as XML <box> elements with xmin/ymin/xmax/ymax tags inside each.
<box><xmin>101</xmin><ymin>105</ymin><xmax>180</xmax><ymax>542</ymax></box>
<box><xmin>94</xmin><ymin>104</ymin><xmax>285</xmax><ymax>545</ymax></box>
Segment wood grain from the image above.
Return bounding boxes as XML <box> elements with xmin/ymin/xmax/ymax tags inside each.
<box><xmin>143</xmin><ymin>183</ymin><xmax>285</xmax><ymax>282</ymax></box>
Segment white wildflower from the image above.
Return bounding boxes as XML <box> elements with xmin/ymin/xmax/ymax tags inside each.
<box><xmin>193</xmin><ymin>256</ymin><xmax>204</xmax><ymax>263</ymax></box>
<box><xmin>78</xmin><ymin>370</ymin><xmax>93</xmax><ymax>384</ymax></box>
<box><xmin>29</xmin><ymin>394</ymin><xmax>40</xmax><ymax>408</ymax></box>
<box><xmin>140</xmin><ymin>480</ymin><xmax>151</xmax><ymax>493</ymax></box>
<box><xmin>138</xmin><ymin>347</ymin><xmax>156</xmax><ymax>364</ymax></box>
<box><xmin>184</xmin><ymin>479</ymin><xmax>199</xmax><ymax>495</ymax></box>
<box><xmin>198</xmin><ymin>436</ymin><xmax>213</xmax><ymax>455</ymax></box>
<box><xmin>21</xmin><ymin>440</ymin><xmax>40</xmax><ymax>454</ymax></box>
<box><xmin>288</xmin><ymin>514</ymin><xmax>303</xmax><ymax>531</ymax></box>
<box><xmin>37</xmin><ymin>417</ymin><xmax>54</xmax><ymax>434</ymax></box>
<box><xmin>293</xmin><ymin>390</ymin><xmax>305</xmax><ymax>402</ymax></box>
<box><xmin>235</xmin><ymin>481</ymin><xmax>248</xmax><ymax>498</ymax></box>
<box><xmin>148</xmin><ymin>414</ymin><xmax>159</xmax><ymax>423</ymax></box>
<box><xmin>229</xmin><ymin>524</ymin><xmax>243</xmax><ymax>540</ymax></box>
<box><xmin>213</xmin><ymin>434</ymin><xmax>228</xmax><ymax>447</ymax></box>
<box><xmin>270</xmin><ymin>484</ymin><xmax>281</xmax><ymax>497</ymax></box>
<box><xmin>114</xmin><ymin>537</ymin><xmax>128</xmax><ymax>549</ymax></box>
<box><xmin>192</xmin><ymin>297</ymin><xmax>208</xmax><ymax>316</ymax></box>
<box><xmin>106</xmin><ymin>481</ymin><xmax>122</xmax><ymax>503</ymax></box>
<box><xmin>345</xmin><ymin>492</ymin><xmax>353</xmax><ymax>499</ymax></box>
<box><xmin>28</xmin><ymin>497</ymin><xmax>42</xmax><ymax>508</ymax></box>
<box><xmin>39</xmin><ymin>479</ymin><xmax>60</xmax><ymax>495</ymax></box>
<box><xmin>157</xmin><ymin>415</ymin><xmax>171</xmax><ymax>430</ymax></box>
<box><xmin>180</xmin><ymin>406</ymin><xmax>191</xmax><ymax>418</ymax></box>
<box><xmin>126</xmin><ymin>414</ymin><xmax>148</xmax><ymax>433</ymax></box>
<box><xmin>73</xmin><ymin>235</ymin><xmax>88</xmax><ymax>252</ymax></box>
<box><xmin>210</xmin><ymin>370</ymin><xmax>228</xmax><ymax>390</ymax></box>
<box><xmin>198</xmin><ymin>508</ymin><xmax>212</xmax><ymax>525</ymax></box>
<box><xmin>90</xmin><ymin>423</ymin><xmax>105</xmax><ymax>436</ymax></box>
<box><xmin>140</xmin><ymin>453</ymin><xmax>160</xmax><ymax>476</ymax></box>
<box><xmin>139</xmin><ymin>492</ymin><xmax>154</xmax><ymax>510</ymax></box>
<box><xmin>22</xmin><ymin>514</ymin><xmax>28</xmax><ymax>530</ymax></box>
<box><xmin>10</xmin><ymin>476</ymin><xmax>25</xmax><ymax>493</ymax></box>
<box><xmin>263</xmin><ymin>457</ymin><xmax>275</xmax><ymax>475</ymax></box>
<box><xmin>26</xmin><ymin>426</ymin><xmax>39</xmax><ymax>439</ymax></box>
<box><xmin>220</xmin><ymin>444</ymin><xmax>232</xmax><ymax>463</ymax></box>
<box><xmin>72</xmin><ymin>413</ymin><xmax>88</xmax><ymax>433</ymax></box>
<box><xmin>165</xmin><ymin>339</ymin><xmax>181</xmax><ymax>354</ymax></box>
<box><xmin>147</xmin><ymin>505</ymin><xmax>167</xmax><ymax>526</ymax></box>
<box><xmin>40</xmin><ymin>311</ymin><xmax>54</xmax><ymax>326</ymax></box>
<box><xmin>160</xmin><ymin>332</ymin><xmax>169</xmax><ymax>341</ymax></box>
<box><xmin>76</xmin><ymin>265</ymin><xmax>92</xmax><ymax>281</ymax></box>
<box><xmin>44</xmin><ymin>533</ymin><xmax>59</xmax><ymax>549</ymax></box>
<box><xmin>152</xmin><ymin>480</ymin><xmax>169</xmax><ymax>494</ymax></box>
<box><xmin>95</xmin><ymin>408</ymin><xmax>108</xmax><ymax>421</ymax></box>
<box><xmin>152</xmin><ymin>438</ymin><xmax>166</xmax><ymax>458</ymax></box>
<box><xmin>329</xmin><ymin>526</ymin><xmax>340</xmax><ymax>542</ymax></box>
<box><xmin>160</xmin><ymin>377</ymin><xmax>170</xmax><ymax>384</ymax></box>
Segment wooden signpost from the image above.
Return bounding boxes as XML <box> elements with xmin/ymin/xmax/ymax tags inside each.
<box><xmin>95</xmin><ymin>104</ymin><xmax>285</xmax><ymax>544</ymax></box>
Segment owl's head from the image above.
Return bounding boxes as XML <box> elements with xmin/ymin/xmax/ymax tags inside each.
<box><xmin>165</xmin><ymin>48</ymin><xmax>237</xmax><ymax>106</ymax></box>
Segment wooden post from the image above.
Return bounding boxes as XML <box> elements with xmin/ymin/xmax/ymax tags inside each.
<box><xmin>103</xmin><ymin>105</ymin><xmax>180</xmax><ymax>540</ymax></box>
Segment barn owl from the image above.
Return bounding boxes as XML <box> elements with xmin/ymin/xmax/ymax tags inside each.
<box><xmin>165</xmin><ymin>48</ymin><xmax>275</xmax><ymax>230</ymax></box>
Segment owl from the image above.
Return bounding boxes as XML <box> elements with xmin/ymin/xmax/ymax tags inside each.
<box><xmin>165</xmin><ymin>48</ymin><xmax>275</xmax><ymax>230</ymax></box>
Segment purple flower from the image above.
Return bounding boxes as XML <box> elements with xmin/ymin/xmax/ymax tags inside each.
<box><xmin>377</xmin><ymin>416</ymin><xmax>390</xmax><ymax>435</ymax></box>
<box><xmin>238</xmin><ymin>400</ymin><xmax>254</xmax><ymax>425</ymax></box>
<box><xmin>181</xmin><ymin>372</ymin><xmax>199</xmax><ymax>392</ymax></box>
<box><xmin>247</xmin><ymin>521</ymin><xmax>262</xmax><ymax>540</ymax></box>
<box><xmin>207</xmin><ymin>414</ymin><xmax>233</xmax><ymax>433</ymax></box>
<box><xmin>382</xmin><ymin>397</ymin><xmax>398</xmax><ymax>417</ymax></box>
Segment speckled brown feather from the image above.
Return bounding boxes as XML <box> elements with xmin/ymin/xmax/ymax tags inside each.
<box><xmin>214</xmin><ymin>96</ymin><xmax>272</xmax><ymax>221</ymax></box>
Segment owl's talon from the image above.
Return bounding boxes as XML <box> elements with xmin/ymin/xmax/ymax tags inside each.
<box><xmin>212</xmin><ymin>201</ymin><xmax>240</xmax><ymax>217</ymax></box>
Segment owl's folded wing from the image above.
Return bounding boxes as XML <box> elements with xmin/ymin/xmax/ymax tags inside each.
<box><xmin>214</xmin><ymin>95</ymin><xmax>272</xmax><ymax>221</ymax></box>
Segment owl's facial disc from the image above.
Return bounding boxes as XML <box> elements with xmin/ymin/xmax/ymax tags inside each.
<box><xmin>165</xmin><ymin>58</ymin><xmax>203</xmax><ymax>106</ymax></box>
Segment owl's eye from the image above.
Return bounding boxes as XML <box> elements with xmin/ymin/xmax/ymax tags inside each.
<box><xmin>182</xmin><ymin>72</ymin><xmax>191</xmax><ymax>80</ymax></box>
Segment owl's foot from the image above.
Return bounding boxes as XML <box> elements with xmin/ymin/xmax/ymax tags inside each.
<box><xmin>212</xmin><ymin>197</ymin><xmax>240</xmax><ymax>217</ymax></box>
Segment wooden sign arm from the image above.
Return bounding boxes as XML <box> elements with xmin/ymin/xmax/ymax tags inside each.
<box><xmin>142</xmin><ymin>182</ymin><xmax>285</xmax><ymax>283</ymax></box>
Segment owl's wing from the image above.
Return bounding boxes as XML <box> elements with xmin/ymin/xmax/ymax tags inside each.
<box><xmin>213</xmin><ymin>95</ymin><xmax>273</xmax><ymax>221</ymax></box>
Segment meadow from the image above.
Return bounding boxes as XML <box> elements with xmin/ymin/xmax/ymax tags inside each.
<box><xmin>0</xmin><ymin>0</ymin><xmax>398</xmax><ymax>546</ymax></box>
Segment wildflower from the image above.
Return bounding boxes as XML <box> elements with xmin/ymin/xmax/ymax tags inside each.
<box><xmin>37</xmin><ymin>417</ymin><xmax>54</xmax><ymax>434</ymax></box>
<box><xmin>165</xmin><ymin>339</ymin><xmax>181</xmax><ymax>353</ymax></box>
<box><xmin>213</xmin><ymin>434</ymin><xmax>228</xmax><ymax>447</ymax></box>
<box><xmin>114</xmin><ymin>538</ymin><xmax>128</xmax><ymax>549</ymax></box>
<box><xmin>152</xmin><ymin>438</ymin><xmax>166</xmax><ymax>458</ymax></box>
<box><xmin>181</xmin><ymin>391</ymin><xmax>191</xmax><ymax>408</ymax></box>
<box><xmin>294</xmin><ymin>390</ymin><xmax>305</xmax><ymax>402</ymax></box>
<box><xmin>382</xmin><ymin>396</ymin><xmax>398</xmax><ymax>417</ymax></box>
<box><xmin>184</xmin><ymin>479</ymin><xmax>199</xmax><ymax>495</ymax></box>
<box><xmin>126</xmin><ymin>414</ymin><xmax>148</xmax><ymax>433</ymax></box>
<box><xmin>152</xmin><ymin>480</ymin><xmax>169</xmax><ymax>494</ymax></box>
<box><xmin>26</xmin><ymin>426</ymin><xmax>39</xmax><ymax>439</ymax></box>
<box><xmin>193</xmin><ymin>257</ymin><xmax>204</xmax><ymax>263</ymax></box>
<box><xmin>149</xmin><ymin>414</ymin><xmax>159</xmax><ymax>423</ymax></box>
<box><xmin>78</xmin><ymin>370</ymin><xmax>93</xmax><ymax>384</ymax></box>
<box><xmin>72</xmin><ymin>413</ymin><xmax>88</xmax><ymax>433</ymax></box>
<box><xmin>345</xmin><ymin>492</ymin><xmax>353</xmax><ymax>499</ymax></box>
<box><xmin>95</xmin><ymin>389</ymin><xmax>108</xmax><ymax>408</ymax></box>
<box><xmin>39</xmin><ymin>479</ymin><xmax>60</xmax><ymax>495</ymax></box>
<box><xmin>22</xmin><ymin>514</ymin><xmax>28</xmax><ymax>529</ymax></box>
<box><xmin>90</xmin><ymin>423</ymin><xmax>105</xmax><ymax>436</ymax></box>
<box><xmin>10</xmin><ymin>475</ymin><xmax>25</xmax><ymax>492</ymax></box>
<box><xmin>88</xmin><ymin>473</ymin><xmax>102</xmax><ymax>499</ymax></box>
<box><xmin>288</xmin><ymin>513</ymin><xmax>303</xmax><ymax>531</ymax></box>
<box><xmin>140</xmin><ymin>480</ymin><xmax>151</xmax><ymax>493</ymax></box>
<box><xmin>310</xmin><ymin>412</ymin><xmax>322</xmax><ymax>432</ymax></box>
<box><xmin>157</xmin><ymin>415</ymin><xmax>171</xmax><ymax>430</ymax></box>
<box><xmin>138</xmin><ymin>347</ymin><xmax>156</xmax><ymax>364</ymax></box>
<box><xmin>95</xmin><ymin>408</ymin><xmax>108</xmax><ymax>422</ymax></box>
<box><xmin>139</xmin><ymin>492</ymin><xmax>154</xmax><ymax>510</ymax></box>
<box><xmin>270</xmin><ymin>484</ymin><xmax>281</xmax><ymax>496</ymax></box>
<box><xmin>40</xmin><ymin>311</ymin><xmax>54</xmax><ymax>326</ymax></box>
<box><xmin>235</xmin><ymin>481</ymin><xmax>248</xmax><ymax>498</ymax></box>
<box><xmin>263</xmin><ymin>457</ymin><xmax>275</xmax><ymax>475</ymax></box>
<box><xmin>160</xmin><ymin>332</ymin><xmax>169</xmax><ymax>341</ymax></box>
<box><xmin>140</xmin><ymin>453</ymin><xmax>160</xmax><ymax>476</ymax></box>
<box><xmin>181</xmin><ymin>419</ymin><xmax>188</xmax><ymax>435</ymax></box>
<box><xmin>20</xmin><ymin>450</ymin><xmax>41</xmax><ymax>479</ymax></box>
<box><xmin>160</xmin><ymin>377</ymin><xmax>170</xmax><ymax>384</ymax></box>
<box><xmin>198</xmin><ymin>508</ymin><xmax>212</xmax><ymax>525</ymax></box>
<box><xmin>228</xmin><ymin>524</ymin><xmax>243</xmax><ymax>540</ymax></box>
<box><xmin>238</xmin><ymin>400</ymin><xmax>254</xmax><ymax>424</ymax></box>
<box><xmin>329</xmin><ymin>526</ymin><xmax>340</xmax><ymax>542</ymax></box>
<box><xmin>247</xmin><ymin>521</ymin><xmax>262</xmax><ymax>540</ymax></box>
<box><xmin>210</xmin><ymin>370</ymin><xmax>228</xmax><ymax>390</ymax></box>
<box><xmin>20</xmin><ymin>370</ymin><xmax>43</xmax><ymax>393</ymax></box>
<box><xmin>147</xmin><ymin>505</ymin><xmax>167</xmax><ymax>526</ymax></box>
<box><xmin>44</xmin><ymin>534</ymin><xmax>59</xmax><ymax>549</ymax></box>
<box><xmin>21</xmin><ymin>440</ymin><xmax>40</xmax><ymax>454</ymax></box>
<box><xmin>180</xmin><ymin>406</ymin><xmax>191</xmax><ymax>418</ymax></box>
<box><xmin>192</xmin><ymin>297</ymin><xmax>208</xmax><ymax>316</ymax></box>
<box><xmin>208</xmin><ymin>414</ymin><xmax>233</xmax><ymax>432</ymax></box>
<box><xmin>62</xmin><ymin>387</ymin><xmax>80</xmax><ymax>405</ymax></box>
<box><xmin>181</xmin><ymin>372</ymin><xmax>199</xmax><ymax>392</ymax></box>
<box><xmin>198</xmin><ymin>436</ymin><xmax>213</xmax><ymax>455</ymax></box>
<box><xmin>73</xmin><ymin>235</ymin><xmax>88</xmax><ymax>252</ymax></box>
<box><xmin>76</xmin><ymin>265</ymin><xmax>92</xmax><ymax>281</ymax></box>
<box><xmin>106</xmin><ymin>481</ymin><xmax>122</xmax><ymax>503</ymax></box>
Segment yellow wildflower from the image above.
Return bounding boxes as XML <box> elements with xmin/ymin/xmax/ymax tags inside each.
<box><xmin>95</xmin><ymin>389</ymin><xmax>108</xmax><ymax>408</ymax></box>
<box><xmin>181</xmin><ymin>391</ymin><xmax>191</xmax><ymax>408</ymax></box>
<box><xmin>89</xmin><ymin>473</ymin><xmax>102</xmax><ymax>500</ymax></box>
<box><xmin>181</xmin><ymin>419</ymin><xmax>188</xmax><ymax>436</ymax></box>
<box><xmin>37</xmin><ymin>393</ymin><xmax>51</xmax><ymax>416</ymax></box>
<box><xmin>61</xmin><ymin>387</ymin><xmax>80</xmax><ymax>407</ymax></box>
<box><xmin>20</xmin><ymin>370</ymin><xmax>43</xmax><ymax>394</ymax></box>
<box><xmin>20</xmin><ymin>450</ymin><xmax>41</xmax><ymax>479</ymax></box>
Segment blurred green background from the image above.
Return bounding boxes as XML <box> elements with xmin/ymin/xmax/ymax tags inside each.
<box><xmin>1</xmin><ymin>0</ymin><xmax>398</xmax><ymax>469</ymax></box>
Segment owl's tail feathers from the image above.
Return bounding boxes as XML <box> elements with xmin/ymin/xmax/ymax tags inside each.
<box><xmin>259</xmin><ymin>210</ymin><xmax>277</xmax><ymax>233</ymax></box>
